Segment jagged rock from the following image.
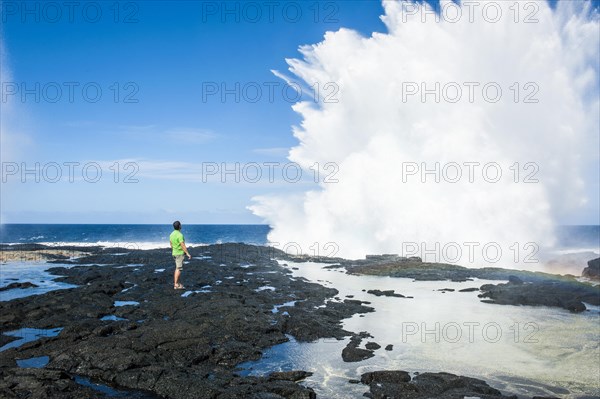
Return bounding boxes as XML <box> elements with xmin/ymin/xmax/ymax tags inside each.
<box><xmin>365</xmin><ymin>342</ymin><xmax>381</xmax><ymax>350</ymax></box>
<box><xmin>342</xmin><ymin>331</ymin><xmax>375</xmax><ymax>362</ymax></box>
<box><xmin>268</xmin><ymin>371</ymin><xmax>313</xmax><ymax>382</ymax></box>
<box><xmin>582</xmin><ymin>258</ymin><xmax>600</xmax><ymax>280</ymax></box>
<box><xmin>479</xmin><ymin>278</ymin><xmax>599</xmax><ymax>313</ymax></box>
<box><xmin>342</xmin><ymin>346</ymin><xmax>375</xmax><ymax>362</ymax></box>
<box><xmin>360</xmin><ymin>371</ymin><xmax>518</xmax><ymax>399</ymax></box>
<box><xmin>361</xmin><ymin>370</ymin><xmax>411</xmax><ymax>384</ymax></box>
<box><xmin>508</xmin><ymin>275</ymin><xmax>524</xmax><ymax>285</ymax></box>
<box><xmin>0</xmin><ymin>282</ymin><xmax>39</xmax><ymax>291</ymax></box>
<box><xmin>366</xmin><ymin>289</ymin><xmax>410</xmax><ymax>298</ymax></box>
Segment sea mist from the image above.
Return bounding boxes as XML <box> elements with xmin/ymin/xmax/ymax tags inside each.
<box><xmin>250</xmin><ymin>0</ymin><xmax>600</xmax><ymax>268</ymax></box>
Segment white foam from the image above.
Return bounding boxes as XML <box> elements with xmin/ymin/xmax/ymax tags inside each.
<box><xmin>34</xmin><ymin>241</ymin><xmax>209</xmax><ymax>250</ymax></box>
<box><xmin>115</xmin><ymin>264</ymin><xmax>144</xmax><ymax>269</ymax></box>
<box><xmin>250</xmin><ymin>0</ymin><xmax>600</xmax><ymax>268</ymax></box>
<box><xmin>181</xmin><ymin>289</ymin><xmax>211</xmax><ymax>297</ymax></box>
<box><xmin>255</xmin><ymin>286</ymin><xmax>276</xmax><ymax>292</ymax></box>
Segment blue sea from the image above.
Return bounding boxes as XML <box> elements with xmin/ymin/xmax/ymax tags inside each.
<box><xmin>0</xmin><ymin>224</ymin><xmax>271</xmax><ymax>249</ymax></box>
<box><xmin>1</xmin><ymin>224</ymin><xmax>598</xmax><ymax>252</ymax></box>
<box><xmin>554</xmin><ymin>225</ymin><xmax>600</xmax><ymax>251</ymax></box>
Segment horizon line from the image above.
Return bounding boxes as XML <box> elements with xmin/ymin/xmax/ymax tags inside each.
<box><xmin>0</xmin><ymin>223</ymin><xmax>270</xmax><ymax>226</ymax></box>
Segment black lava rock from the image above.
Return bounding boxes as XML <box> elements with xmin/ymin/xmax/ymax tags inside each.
<box><xmin>479</xmin><ymin>278</ymin><xmax>599</xmax><ymax>313</ymax></box>
<box><xmin>365</xmin><ymin>342</ymin><xmax>381</xmax><ymax>350</ymax></box>
<box><xmin>366</xmin><ymin>289</ymin><xmax>409</xmax><ymax>298</ymax></box>
<box><xmin>0</xmin><ymin>243</ymin><xmax>350</xmax><ymax>399</ymax></box>
<box><xmin>341</xmin><ymin>332</ymin><xmax>375</xmax><ymax>362</ymax></box>
<box><xmin>582</xmin><ymin>258</ymin><xmax>600</xmax><ymax>280</ymax></box>
<box><xmin>360</xmin><ymin>370</ymin><xmax>518</xmax><ymax>399</ymax></box>
<box><xmin>0</xmin><ymin>282</ymin><xmax>39</xmax><ymax>291</ymax></box>
<box><xmin>268</xmin><ymin>371</ymin><xmax>313</xmax><ymax>382</ymax></box>
<box><xmin>342</xmin><ymin>346</ymin><xmax>375</xmax><ymax>362</ymax></box>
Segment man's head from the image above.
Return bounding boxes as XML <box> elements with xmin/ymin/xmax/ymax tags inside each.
<box><xmin>173</xmin><ymin>221</ymin><xmax>181</xmax><ymax>230</ymax></box>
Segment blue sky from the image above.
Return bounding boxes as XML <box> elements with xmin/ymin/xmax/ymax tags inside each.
<box><xmin>1</xmin><ymin>1</ymin><xmax>391</xmax><ymax>223</ymax></box>
<box><xmin>1</xmin><ymin>0</ymin><xmax>599</xmax><ymax>225</ymax></box>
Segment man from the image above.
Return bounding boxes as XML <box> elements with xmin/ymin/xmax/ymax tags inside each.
<box><xmin>170</xmin><ymin>220</ymin><xmax>191</xmax><ymax>289</ymax></box>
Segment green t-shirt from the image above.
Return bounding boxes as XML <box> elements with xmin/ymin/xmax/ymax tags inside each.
<box><xmin>170</xmin><ymin>230</ymin><xmax>185</xmax><ymax>256</ymax></box>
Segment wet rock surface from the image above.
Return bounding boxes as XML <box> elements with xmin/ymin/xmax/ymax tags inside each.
<box><xmin>360</xmin><ymin>371</ymin><xmax>518</xmax><ymax>399</ymax></box>
<box><xmin>0</xmin><ymin>243</ymin><xmax>373</xmax><ymax>399</ymax></box>
<box><xmin>364</xmin><ymin>342</ymin><xmax>381</xmax><ymax>350</ymax></box>
<box><xmin>0</xmin><ymin>282</ymin><xmax>39</xmax><ymax>291</ymax></box>
<box><xmin>479</xmin><ymin>277</ymin><xmax>600</xmax><ymax>313</ymax></box>
<box><xmin>0</xmin><ymin>244</ymin><xmax>93</xmax><ymax>263</ymax></box>
<box><xmin>582</xmin><ymin>257</ymin><xmax>600</xmax><ymax>280</ymax></box>
<box><xmin>293</xmin><ymin>254</ymin><xmax>600</xmax><ymax>312</ymax></box>
<box><xmin>341</xmin><ymin>331</ymin><xmax>375</xmax><ymax>362</ymax></box>
<box><xmin>268</xmin><ymin>371</ymin><xmax>313</xmax><ymax>382</ymax></box>
<box><xmin>0</xmin><ymin>368</ymin><xmax>122</xmax><ymax>399</ymax></box>
<box><xmin>318</xmin><ymin>254</ymin><xmax>582</xmax><ymax>282</ymax></box>
<box><xmin>366</xmin><ymin>289</ymin><xmax>410</xmax><ymax>298</ymax></box>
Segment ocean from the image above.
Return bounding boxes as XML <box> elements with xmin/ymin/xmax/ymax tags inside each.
<box><xmin>0</xmin><ymin>224</ymin><xmax>271</xmax><ymax>249</ymax></box>
<box><xmin>1</xmin><ymin>224</ymin><xmax>598</xmax><ymax>251</ymax></box>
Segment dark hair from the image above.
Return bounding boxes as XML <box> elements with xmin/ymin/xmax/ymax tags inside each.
<box><xmin>173</xmin><ymin>221</ymin><xmax>181</xmax><ymax>230</ymax></box>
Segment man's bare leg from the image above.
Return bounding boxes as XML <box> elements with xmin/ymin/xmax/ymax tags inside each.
<box><xmin>174</xmin><ymin>269</ymin><xmax>181</xmax><ymax>288</ymax></box>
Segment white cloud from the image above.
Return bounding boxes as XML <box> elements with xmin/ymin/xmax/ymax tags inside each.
<box><xmin>270</xmin><ymin>69</ymin><xmax>302</xmax><ymax>92</ymax></box>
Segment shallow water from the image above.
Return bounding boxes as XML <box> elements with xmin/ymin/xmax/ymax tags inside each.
<box><xmin>0</xmin><ymin>328</ymin><xmax>63</xmax><ymax>352</ymax></box>
<box><xmin>72</xmin><ymin>375</ymin><xmax>161</xmax><ymax>398</ymax></box>
<box><xmin>113</xmin><ymin>301</ymin><xmax>139</xmax><ymax>307</ymax></box>
<box><xmin>0</xmin><ymin>261</ymin><xmax>78</xmax><ymax>301</ymax></box>
<box><xmin>17</xmin><ymin>355</ymin><xmax>49</xmax><ymax>368</ymax></box>
<box><xmin>272</xmin><ymin>300</ymin><xmax>298</xmax><ymax>314</ymax></box>
<box><xmin>101</xmin><ymin>315</ymin><xmax>128</xmax><ymax>321</ymax></box>
<box><xmin>241</xmin><ymin>261</ymin><xmax>600</xmax><ymax>398</ymax></box>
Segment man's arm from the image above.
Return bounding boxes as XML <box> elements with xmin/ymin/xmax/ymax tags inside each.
<box><xmin>181</xmin><ymin>242</ymin><xmax>191</xmax><ymax>259</ymax></box>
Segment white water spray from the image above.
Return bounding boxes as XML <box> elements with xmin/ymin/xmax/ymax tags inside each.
<box><xmin>250</xmin><ymin>0</ymin><xmax>600</xmax><ymax>268</ymax></box>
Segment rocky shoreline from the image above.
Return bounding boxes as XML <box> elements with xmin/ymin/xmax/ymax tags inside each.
<box><xmin>0</xmin><ymin>244</ymin><xmax>598</xmax><ymax>398</ymax></box>
<box><xmin>1</xmin><ymin>243</ymin><xmax>370</xmax><ymax>398</ymax></box>
<box><xmin>312</xmin><ymin>254</ymin><xmax>600</xmax><ymax>313</ymax></box>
